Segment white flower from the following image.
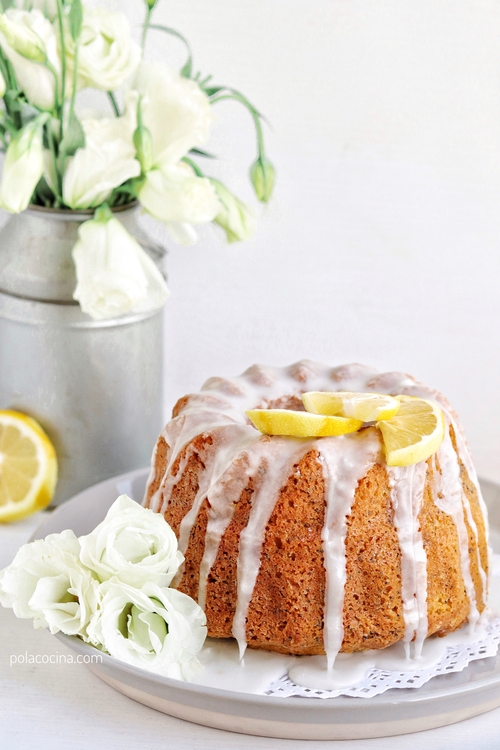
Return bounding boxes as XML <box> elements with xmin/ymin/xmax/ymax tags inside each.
<box><xmin>79</xmin><ymin>495</ymin><xmax>183</xmax><ymax>587</ymax></box>
<box><xmin>139</xmin><ymin>162</ymin><xmax>221</xmax><ymax>246</ymax></box>
<box><xmin>131</xmin><ymin>63</ymin><xmax>213</xmax><ymax>166</ymax></box>
<box><xmin>16</xmin><ymin>0</ymin><xmax>58</xmax><ymax>21</ymax></box>
<box><xmin>0</xmin><ymin>9</ymin><xmax>60</xmax><ymax>110</ymax></box>
<box><xmin>72</xmin><ymin>208</ymin><xmax>169</xmax><ymax>320</ymax></box>
<box><xmin>0</xmin><ymin>530</ymin><xmax>98</xmax><ymax>639</ymax></box>
<box><xmin>88</xmin><ymin>581</ymin><xmax>207</xmax><ymax>680</ymax></box>
<box><xmin>64</xmin><ymin>8</ymin><xmax>140</xmax><ymax>92</ymax></box>
<box><xmin>0</xmin><ymin>118</ymin><xmax>45</xmax><ymax>213</ymax></box>
<box><xmin>63</xmin><ymin>112</ymin><xmax>140</xmax><ymax>210</ymax></box>
<box><xmin>210</xmin><ymin>179</ymin><xmax>255</xmax><ymax>243</ymax></box>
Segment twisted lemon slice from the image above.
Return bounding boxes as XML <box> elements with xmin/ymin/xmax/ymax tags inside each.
<box><xmin>246</xmin><ymin>409</ymin><xmax>362</xmax><ymax>437</ymax></box>
<box><xmin>377</xmin><ymin>396</ymin><xmax>445</xmax><ymax>467</ymax></box>
<box><xmin>302</xmin><ymin>391</ymin><xmax>400</xmax><ymax>422</ymax></box>
<box><xmin>0</xmin><ymin>410</ymin><xmax>58</xmax><ymax>523</ymax></box>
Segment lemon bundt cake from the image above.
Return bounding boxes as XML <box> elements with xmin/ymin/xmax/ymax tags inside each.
<box><xmin>144</xmin><ymin>362</ymin><xmax>489</xmax><ymax>665</ymax></box>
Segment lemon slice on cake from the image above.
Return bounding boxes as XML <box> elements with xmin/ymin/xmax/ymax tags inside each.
<box><xmin>0</xmin><ymin>410</ymin><xmax>58</xmax><ymax>523</ymax></box>
<box><xmin>376</xmin><ymin>396</ymin><xmax>445</xmax><ymax>467</ymax></box>
<box><xmin>246</xmin><ymin>409</ymin><xmax>363</xmax><ymax>437</ymax></box>
<box><xmin>302</xmin><ymin>391</ymin><xmax>400</xmax><ymax>422</ymax></box>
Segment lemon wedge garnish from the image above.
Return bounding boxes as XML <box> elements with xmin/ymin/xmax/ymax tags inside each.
<box><xmin>376</xmin><ymin>396</ymin><xmax>445</xmax><ymax>467</ymax></box>
<box><xmin>302</xmin><ymin>391</ymin><xmax>400</xmax><ymax>422</ymax></box>
<box><xmin>0</xmin><ymin>410</ymin><xmax>58</xmax><ymax>523</ymax></box>
<box><xmin>246</xmin><ymin>409</ymin><xmax>363</xmax><ymax>437</ymax></box>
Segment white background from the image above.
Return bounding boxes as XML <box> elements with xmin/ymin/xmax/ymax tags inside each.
<box><xmin>8</xmin><ymin>0</ymin><xmax>500</xmax><ymax>481</ymax></box>
<box><xmin>129</xmin><ymin>0</ymin><xmax>500</xmax><ymax>482</ymax></box>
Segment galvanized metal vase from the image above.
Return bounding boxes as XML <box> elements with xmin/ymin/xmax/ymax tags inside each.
<box><xmin>0</xmin><ymin>204</ymin><xmax>165</xmax><ymax>505</ymax></box>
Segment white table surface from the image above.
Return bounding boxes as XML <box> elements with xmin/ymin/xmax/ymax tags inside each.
<box><xmin>1</xmin><ymin>513</ymin><xmax>500</xmax><ymax>750</ymax></box>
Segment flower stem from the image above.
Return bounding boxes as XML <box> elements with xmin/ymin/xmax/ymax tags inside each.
<box><xmin>47</xmin><ymin>122</ymin><xmax>63</xmax><ymax>207</ymax></box>
<box><xmin>108</xmin><ymin>91</ymin><xmax>120</xmax><ymax>117</ymax></box>
<box><xmin>67</xmin><ymin>41</ymin><xmax>79</xmax><ymax>126</ymax></box>
<box><xmin>141</xmin><ymin>6</ymin><xmax>153</xmax><ymax>54</ymax></box>
<box><xmin>210</xmin><ymin>91</ymin><xmax>266</xmax><ymax>159</ymax></box>
<box><xmin>55</xmin><ymin>0</ymin><xmax>67</xmax><ymax>124</ymax></box>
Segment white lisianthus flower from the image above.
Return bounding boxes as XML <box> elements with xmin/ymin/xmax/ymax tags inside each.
<box><xmin>138</xmin><ymin>162</ymin><xmax>221</xmax><ymax>246</ymax></box>
<box><xmin>0</xmin><ymin>118</ymin><xmax>45</xmax><ymax>213</ymax></box>
<box><xmin>16</xmin><ymin>0</ymin><xmax>58</xmax><ymax>21</ymax></box>
<box><xmin>87</xmin><ymin>581</ymin><xmax>207</xmax><ymax>680</ymax></box>
<box><xmin>72</xmin><ymin>207</ymin><xmax>169</xmax><ymax>321</ymax></box>
<box><xmin>64</xmin><ymin>8</ymin><xmax>140</xmax><ymax>92</ymax></box>
<box><xmin>63</xmin><ymin>112</ymin><xmax>140</xmax><ymax>210</ymax></box>
<box><xmin>131</xmin><ymin>64</ymin><xmax>213</xmax><ymax>166</ymax></box>
<box><xmin>210</xmin><ymin>179</ymin><xmax>255</xmax><ymax>243</ymax></box>
<box><xmin>0</xmin><ymin>530</ymin><xmax>98</xmax><ymax>639</ymax></box>
<box><xmin>79</xmin><ymin>495</ymin><xmax>183</xmax><ymax>588</ymax></box>
<box><xmin>0</xmin><ymin>9</ymin><xmax>60</xmax><ymax>110</ymax></box>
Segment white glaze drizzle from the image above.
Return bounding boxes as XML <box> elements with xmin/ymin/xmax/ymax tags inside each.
<box><xmin>197</xmin><ymin>435</ymin><xmax>264</xmax><ymax>611</ymax></box>
<box><xmin>432</xmin><ymin>427</ymin><xmax>480</xmax><ymax>629</ymax></box>
<box><xmin>387</xmin><ymin>463</ymin><xmax>428</xmax><ymax>657</ymax></box>
<box><xmin>232</xmin><ymin>438</ymin><xmax>313</xmax><ymax>658</ymax></box>
<box><xmin>318</xmin><ymin>429</ymin><xmax>381</xmax><ymax>669</ymax></box>
<box><xmin>440</xmin><ymin>406</ymin><xmax>491</xmax><ymax>606</ymax></box>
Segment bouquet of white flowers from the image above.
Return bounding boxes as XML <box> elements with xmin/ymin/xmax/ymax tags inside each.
<box><xmin>0</xmin><ymin>0</ymin><xmax>274</xmax><ymax>319</ymax></box>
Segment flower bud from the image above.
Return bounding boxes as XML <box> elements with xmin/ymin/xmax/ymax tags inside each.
<box><xmin>0</xmin><ymin>12</ymin><xmax>46</xmax><ymax>62</ymax></box>
<box><xmin>0</xmin><ymin>117</ymin><xmax>45</xmax><ymax>213</ymax></box>
<box><xmin>250</xmin><ymin>156</ymin><xmax>275</xmax><ymax>203</ymax></box>
<box><xmin>0</xmin><ymin>69</ymin><xmax>5</xmax><ymax>98</ymax></box>
<box><xmin>145</xmin><ymin>0</ymin><xmax>159</xmax><ymax>8</ymax></box>
<box><xmin>210</xmin><ymin>178</ymin><xmax>255</xmax><ymax>243</ymax></box>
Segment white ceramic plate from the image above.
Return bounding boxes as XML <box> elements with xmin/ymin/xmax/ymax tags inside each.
<box><xmin>33</xmin><ymin>470</ymin><xmax>500</xmax><ymax>740</ymax></box>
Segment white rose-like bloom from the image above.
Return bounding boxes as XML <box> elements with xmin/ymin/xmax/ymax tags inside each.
<box><xmin>79</xmin><ymin>495</ymin><xmax>183</xmax><ymax>587</ymax></box>
<box><xmin>63</xmin><ymin>112</ymin><xmax>140</xmax><ymax>210</ymax></box>
<box><xmin>139</xmin><ymin>162</ymin><xmax>221</xmax><ymax>246</ymax></box>
<box><xmin>0</xmin><ymin>118</ymin><xmax>44</xmax><ymax>213</ymax></box>
<box><xmin>64</xmin><ymin>8</ymin><xmax>140</xmax><ymax>92</ymax></box>
<box><xmin>17</xmin><ymin>0</ymin><xmax>58</xmax><ymax>21</ymax></box>
<box><xmin>0</xmin><ymin>9</ymin><xmax>60</xmax><ymax>110</ymax></box>
<box><xmin>0</xmin><ymin>530</ymin><xmax>98</xmax><ymax>639</ymax></box>
<box><xmin>131</xmin><ymin>63</ymin><xmax>213</xmax><ymax>166</ymax></box>
<box><xmin>72</xmin><ymin>211</ymin><xmax>169</xmax><ymax>320</ymax></box>
<box><xmin>88</xmin><ymin>581</ymin><xmax>207</xmax><ymax>680</ymax></box>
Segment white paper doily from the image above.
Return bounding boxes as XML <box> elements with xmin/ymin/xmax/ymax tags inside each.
<box><xmin>265</xmin><ymin>617</ymin><xmax>500</xmax><ymax>699</ymax></box>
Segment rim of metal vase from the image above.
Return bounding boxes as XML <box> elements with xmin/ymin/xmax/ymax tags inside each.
<box><xmin>25</xmin><ymin>201</ymin><xmax>140</xmax><ymax>220</ymax></box>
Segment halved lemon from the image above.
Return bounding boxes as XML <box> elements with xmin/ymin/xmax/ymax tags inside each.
<box><xmin>0</xmin><ymin>410</ymin><xmax>58</xmax><ymax>523</ymax></box>
<box><xmin>302</xmin><ymin>391</ymin><xmax>400</xmax><ymax>422</ymax></box>
<box><xmin>376</xmin><ymin>396</ymin><xmax>445</xmax><ymax>467</ymax></box>
<box><xmin>246</xmin><ymin>409</ymin><xmax>363</xmax><ymax>437</ymax></box>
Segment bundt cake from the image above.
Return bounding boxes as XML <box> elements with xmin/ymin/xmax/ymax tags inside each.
<box><xmin>143</xmin><ymin>361</ymin><xmax>490</xmax><ymax>667</ymax></box>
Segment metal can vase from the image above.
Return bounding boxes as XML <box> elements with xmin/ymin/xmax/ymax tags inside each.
<box><xmin>0</xmin><ymin>204</ymin><xmax>165</xmax><ymax>505</ymax></box>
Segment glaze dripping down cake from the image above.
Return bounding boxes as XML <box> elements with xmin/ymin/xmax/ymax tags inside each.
<box><xmin>143</xmin><ymin>361</ymin><xmax>490</xmax><ymax>665</ymax></box>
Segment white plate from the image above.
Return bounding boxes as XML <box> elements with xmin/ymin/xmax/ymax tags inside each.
<box><xmin>33</xmin><ymin>470</ymin><xmax>500</xmax><ymax>740</ymax></box>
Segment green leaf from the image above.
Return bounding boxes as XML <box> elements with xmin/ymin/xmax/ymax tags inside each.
<box><xmin>0</xmin><ymin>0</ymin><xmax>15</xmax><ymax>11</ymax></box>
<box><xmin>34</xmin><ymin>176</ymin><xmax>55</xmax><ymax>207</ymax></box>
<box><xmin>3</xmin><ymin>89</ymin><xmax>22</xmax><ymax>113</ymax></box>
<box><xmin>180</xmin><ymin>58</ymin><xmax>192</xmax><ymax>79</ymax></box>
<box><xmin>147</xmin><ymin>24</ymin><xmax>193</xmax><ymax>79</ymax></box>
<box><xmin>68</xmin><ymin>0</ymin><xmax>83</xmax><ymax>42</ymax></box>
<box><xmin>19</xmin><ymin>102</ymin><xmax>40</xmax><ymax>126</ymax></box>
<box><xmin>58</xmin><ymin>112</ymin><xmax>85</xmax><ymax>161</ymax></box>
<box><xmin>189</xmin><ymin>147</ymin><xmax>216</xmax><ymax>159</ymax></box>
